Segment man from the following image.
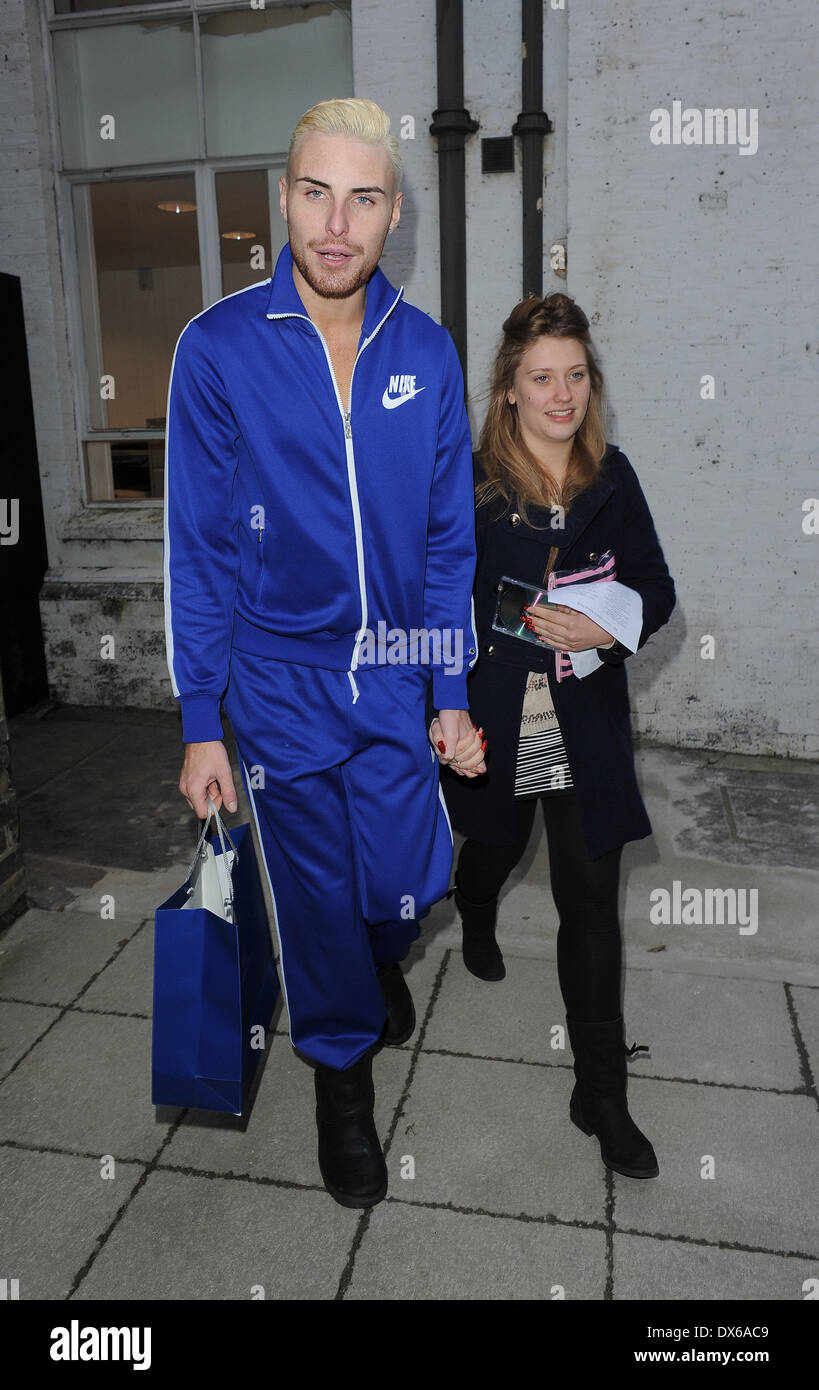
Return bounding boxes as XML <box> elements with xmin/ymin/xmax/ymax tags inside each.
<box><xmin>163</xmin><ymin>98</ymin><xmax>486</xmax><ymax>1209</ymax></box>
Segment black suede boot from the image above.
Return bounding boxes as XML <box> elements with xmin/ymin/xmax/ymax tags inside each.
<box><xmin>451</xmin><ymin>878</ymin><xmax>506</xmax><ymax>981</ymax></box>
<box><xmin>376</xmin><ymin>961</ymin><xmax>416</xmax><ymax>1045</ymax></box>
<box><xmin>566</xmin><ymin>1015</ymin><xmax>659</xmax><ymax>1179</ymax></box>
<box><xmin>314</xmin><ymin>1049</ymin><xmax>388</xmax><ymax>1208</ymax></box>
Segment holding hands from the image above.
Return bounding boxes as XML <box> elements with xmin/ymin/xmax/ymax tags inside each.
<box><xmin>429</xmin><ymin>709</ymin><xmax>487</xmax><ymax>778</ymax></box>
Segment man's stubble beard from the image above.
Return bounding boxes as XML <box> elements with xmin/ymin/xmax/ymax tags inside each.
<box><xmin>288</xmin><ymin>232</ymin><xmax>389</xmax><ymax>301</ymax></box>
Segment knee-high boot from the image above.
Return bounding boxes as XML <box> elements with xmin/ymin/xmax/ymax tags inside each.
<box><xmin>566</xmin><ymin>1015</ymin><xmax>659</xmax><ymax>1179</ymax></box>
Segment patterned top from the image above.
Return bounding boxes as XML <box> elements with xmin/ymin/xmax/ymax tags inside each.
<box><xmin>513</xmin><ymin>667</ymin><xmax>573</xmax><ymax>797</ymax></box>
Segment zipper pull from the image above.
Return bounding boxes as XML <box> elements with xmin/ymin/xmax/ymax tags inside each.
<box><xmin>344</xmin><ymin>411</ymin><xmax>352</xmax><ymax>439</ymax></box>
<box><xmin>258</xmin><ymin>526</ymin><xmax>263</xmax><ymax>544</ymax></box>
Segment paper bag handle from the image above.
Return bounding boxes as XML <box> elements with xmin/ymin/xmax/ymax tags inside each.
<box><xmin>185</xmin><ymin>795</ymin><xmax>238</xmax><ymax>886</ymax></box>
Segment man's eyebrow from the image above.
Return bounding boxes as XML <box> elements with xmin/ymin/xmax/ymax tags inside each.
<box><xmin>295</xmin><ymin>176</ymin><xmax>387</xmax><ymax>195</ymax></box>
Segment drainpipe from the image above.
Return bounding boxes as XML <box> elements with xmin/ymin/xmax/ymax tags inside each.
<box><xmin>513</xmin><ymin>0</ymin><xmax>553</xmax><ymax>298</ymax></box>
<box><xmin>429</xmin><ymin>0</ymin><xmax>479</xmax><ymax>378</ymax></box>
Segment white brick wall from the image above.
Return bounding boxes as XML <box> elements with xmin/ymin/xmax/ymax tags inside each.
<box><xmin>564</xmin><ymin>1</ymin><xmax>818</xmax><ymax>755</ymax></box>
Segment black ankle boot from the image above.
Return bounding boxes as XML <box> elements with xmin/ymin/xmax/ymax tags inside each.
<box><xmin>376</xmin><ymin>961</ymin><xmax>416</xmax><ymax>1045</ymax></box>
<box><xmin>451</xmin><ymin>878</ymin><xmax>506</xmax><ymax>981</ymax></box>
<box><xmin>314</xmin><ymin>1050</ymin><xmax>388</xmax><ymax>1208</ymax></box>
<box><xmin>566</xmin><ymin>1015</ymin><xmax>659</xmax><ymax>1179</ymax></box>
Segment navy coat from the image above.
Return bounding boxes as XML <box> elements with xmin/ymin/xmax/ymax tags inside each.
<box><xmin>436</xmin><ymin>443</ymin><xmax>676</xmax><ymax>859</ymax></box>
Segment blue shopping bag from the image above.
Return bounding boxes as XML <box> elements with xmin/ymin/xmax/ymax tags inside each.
<box><xmin>151</xmin><ymin>798</ymin><xmax>280</xmax><ymax>1115</ymax></box>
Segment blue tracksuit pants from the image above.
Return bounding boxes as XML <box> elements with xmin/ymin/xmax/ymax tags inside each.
<box><xmin>222</xmin><ymin>646</ymin><xmax>455</xmax><ymax>1071</ymax></box>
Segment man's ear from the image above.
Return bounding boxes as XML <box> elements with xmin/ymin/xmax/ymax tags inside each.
<box><xmin>389</xmin><ymin>189</ymin><xmax>403</xmax><ymax>233</ymax></box>
<box><xmin>278</xmin><ymin>173</ymin><xmax>288</xmax><ymax>221</ymax></box>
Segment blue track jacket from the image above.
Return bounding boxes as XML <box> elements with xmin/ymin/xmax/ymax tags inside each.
<box><xmin>164</xmin><ymin>242</ymin><xmax>478</xmax><ymax>744</ymax></box>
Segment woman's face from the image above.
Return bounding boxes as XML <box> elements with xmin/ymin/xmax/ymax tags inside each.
<box><xmin>507</xmin><ymin>336</ymin><xmax>591</xmax><ymax>455</ymax></box>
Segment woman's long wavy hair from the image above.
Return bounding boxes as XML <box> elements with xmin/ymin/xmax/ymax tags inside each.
<box><xmin>476</xmin><ymin>293</ymin><xmax>608</xmax><ymax>531</ymax></box>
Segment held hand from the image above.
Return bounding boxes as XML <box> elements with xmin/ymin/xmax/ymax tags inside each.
<box><xmin>179</xmin><ymin>740</ymin><xmax>238</xmax><ymax>819</ymax></box>
<box><xmin>523</xmin><ymin>602</ymin><xmax>613</xmax><ymax>653</ymax></box>
<box><xmin>430</xmin><ymin>710</ymin><xmax>487</xmax><ymax>778</ymax></box>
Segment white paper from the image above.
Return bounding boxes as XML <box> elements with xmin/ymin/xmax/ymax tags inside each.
<box><xmin>541</xmin><ymin>580</ymin><xmax>643</xmax><ymax>680</ymax></box>
<box><xmin>183</xmin><ymin>843</ymin><xmax>235</xmax><ymax>920</ymax></box>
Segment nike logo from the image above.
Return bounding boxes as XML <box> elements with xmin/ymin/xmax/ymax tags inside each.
<box><xmin>382</xmin><ymin>373</ymin><xmax>425</xmax><ymax>410</ymax></box>
<box><xmin>382</xmin><ymin>385</ymin><xmax>426</xmax><ymax>410</ymax></box>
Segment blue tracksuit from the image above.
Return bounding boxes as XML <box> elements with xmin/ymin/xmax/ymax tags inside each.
<box><xmin>163</xmin><ymin>242</ymin><xmax>478</xmax><ymax>1068</ymax></box>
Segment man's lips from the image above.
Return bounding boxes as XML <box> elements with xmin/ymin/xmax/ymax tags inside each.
<box><xmin>314</xmin><ymin>247</ymin><xmax>355</xmax><ymax>262</ymax></box>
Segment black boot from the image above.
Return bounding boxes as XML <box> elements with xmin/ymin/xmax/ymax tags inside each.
<box><xmin>566</xmin><ymin>1015</ymin><xmax>659</xmax><ymax>1179</ymax></box>
<box><xmin>314</xmin><ymin>1050</ymin><xmax>388</xmax><ymax>1208</ymax></box>
<box><xmin>451</xmin><ymin>878</ymin><xmax>506</xmax><ymax>981</ymax></box>
<box><xmin>376</xmin><ymin>961</ymin><xmax>416</xmax><ymax>1045</ymax></box>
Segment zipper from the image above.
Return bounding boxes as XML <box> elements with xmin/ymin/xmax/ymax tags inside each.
<box><xmin>254</xmin><ymin>523</ymin><xmax>264</xmax><ymax>604</ymax></box>
<box><xmin>267</xmin><ymin>293</ymin><xmax>403</xmax><ymax>698</ymax></box>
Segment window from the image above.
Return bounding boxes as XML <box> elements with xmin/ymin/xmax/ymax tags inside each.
<box><xmin>48</xmin><ymin>1</ymin><xmax>353</xmax><ymax>502</ymax></box>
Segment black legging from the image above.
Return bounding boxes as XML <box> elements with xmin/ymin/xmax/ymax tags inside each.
<box><xmin>457</xmin><ymin>792</ymin><xmax>622</xmax><ymax>1021</ymax></box>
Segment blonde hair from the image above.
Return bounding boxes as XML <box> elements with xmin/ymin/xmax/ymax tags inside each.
<box><xmin>287</xmin><ymin>98</ymin><xmax>403</xmax><ymax>193</ymax></box>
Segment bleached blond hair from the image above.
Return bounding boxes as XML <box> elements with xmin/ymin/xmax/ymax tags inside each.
<box><xmin>286</xmin><ymin>98</ymin><xmax>403</xmax><ymax>193</ymax></box>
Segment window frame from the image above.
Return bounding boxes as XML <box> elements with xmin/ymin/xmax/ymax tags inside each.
<box><xmin>40</xmin><ymin>0</ymin><xmax>350</xmax><ymax>513</ymax></box>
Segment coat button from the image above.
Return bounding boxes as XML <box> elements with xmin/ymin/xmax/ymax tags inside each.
<box><xmin>588</xmin><ymin>551</ymin><xmax>598</xmax><ymax>562</ymax></box>
<box><xmin>485</xmin><ymin>644</ymin><xmax>495</xmax><ymax>655</ymax></box>
<box><xmin>509</xmin><ymin>513</ymin><xmax>520</xmax><ymax>526</ymax></box>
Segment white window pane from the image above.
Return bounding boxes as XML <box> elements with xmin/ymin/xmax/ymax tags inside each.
<box><xmin>53</xmin><ymin>20</ymin><xmax>199</xmax><ymax>169</ymax></box>
<box><xmin>201</xmin><ymin>4</ymin><xmax>352</xmax><ymax>159</ymax></box>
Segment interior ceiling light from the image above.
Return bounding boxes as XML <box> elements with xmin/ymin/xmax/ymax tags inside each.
<box><xmin>221</xmin><ymin>230</ymin><xmax>257</xmax><ymax>240</ymax></box>
<box><xmin>156</xmin><ymin>201</ymin><xmax>197</xmax><ymax>214</ymax></box>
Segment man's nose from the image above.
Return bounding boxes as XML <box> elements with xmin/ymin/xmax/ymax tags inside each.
<box><xmin>325</xmin><ymin>200</ymin><xmax>350</xmax><ymax>238</ymax></box>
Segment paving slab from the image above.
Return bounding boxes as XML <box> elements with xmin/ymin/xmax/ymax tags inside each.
<box><xmin>0</xmin><ymin>1147</ymin><xmax>145</xmax><ymax>1300</ymax></box>
<box><xmin>0</xmin><ymin>907</ymin><xmax>145</xmax><ymax>1006</ymax></box>
<box><xmin>619</xmin><ymin>971</ymin><xmax>802</xmax><ymax>1090</ymax></box>
<box><xmin>346</xmin><ymin>1200</ymin><xmax>607</xmax><ymax>1300</ymax></box>
<box><xmin>160</xmin><ymin>1031</ymin><xmax>412</xmax><ymax>1191</ymax></box>
<box><xmin>611</xmin><ymin>1079</ymin><xmax>819</xmax><ymax>1256</ymax></box>
<box><xmin>613</xmin><ymin>1231</ymin><xmax>818</xmax><ymax>1301</ymax></box>
<box><xmin>71</xmin><ymin>1168</ymin><xmax>359</xmax><ymax>1300</ymax></box>
<box><xmin>0</xmin><ymin>1000</ymin><xmax>61</xmax><ymax>1079</ymax></box>
<box><xmin>390</xmin><ymin>1051</ymin><xmax>607</xmax><ymax>1224</ymax></box>
<box><xmin>422</xmin><ymin>955</ymin><xmax>802</xmax><ymax>1091</ymax></box>
<box><xmin>790</xmin><ymin>986</ymin><xmax>819</xmax><ymax>1090</ymax></box>
<box><xmin>79</xmin><ymin>918</ymin><xmax>156</xmax><ymax>1017</ymax></box>
<box><xmin>0</xmin><ymin>1010</ymin><xmax>168</xmax><ymax>1161</ymax></box>
<box><xmin>423</xmin><ymin>950</ymin><xmax>572</xmax><ymax>1066</ymax></box>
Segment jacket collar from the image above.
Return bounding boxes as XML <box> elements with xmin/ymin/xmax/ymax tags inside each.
<box><xmin>265</xmin><ymin>241</ymin><xmax>404</xmax><ymax>339</ymax></box>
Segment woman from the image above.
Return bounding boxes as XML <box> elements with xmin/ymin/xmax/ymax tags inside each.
<box><xmin>429</xmin><ymin>293</ymin><xmax>675</xmax><ymax>1180</ymax></box>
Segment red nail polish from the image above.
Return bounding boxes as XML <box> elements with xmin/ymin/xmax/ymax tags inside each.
<box><xmin>437</xmin><ymin>740</ymin><xmax>446</xmax><ymax>753</ymax></box>
<box><xmin>481</xmin><ymin>739</ymin><xmax>487</xmax><ymax>750</ymax></box>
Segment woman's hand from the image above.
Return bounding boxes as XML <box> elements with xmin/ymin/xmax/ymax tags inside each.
<box><xmin>429</xmin><ymin>710</ymin><xmax>487</xmax><ymax>778</ymax></box>
<box><xmin>522</xmin><ymin>602</ymin><xmax>613</xmax><ymax>652</ymax></box>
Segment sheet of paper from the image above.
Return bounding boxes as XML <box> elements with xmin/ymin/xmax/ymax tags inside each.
<box><xmin>538</xmin><ymin>580</ymin><xmax>644</xmax><ymax>680</ymax></box>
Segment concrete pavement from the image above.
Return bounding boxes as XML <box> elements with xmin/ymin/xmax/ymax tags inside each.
<box><xmin>1</xmin><ymin>703</ymin><xmax>817</xmax><ymax>1301</ymax></box>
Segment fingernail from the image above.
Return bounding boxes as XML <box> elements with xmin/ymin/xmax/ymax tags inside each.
<box><xmin>227</xmin><ymin>802</ymin><xmax>237</xmax><ymax>812</ymax></box>
<box><xmin>481</xmin><ymin>739</ymin><xmax>487</xmax><ymax>750</ymax></box>
<box><xmin>437</xmin><ymin>740</ymin><xmax>446</xmax><ymax>753</ymax></box>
